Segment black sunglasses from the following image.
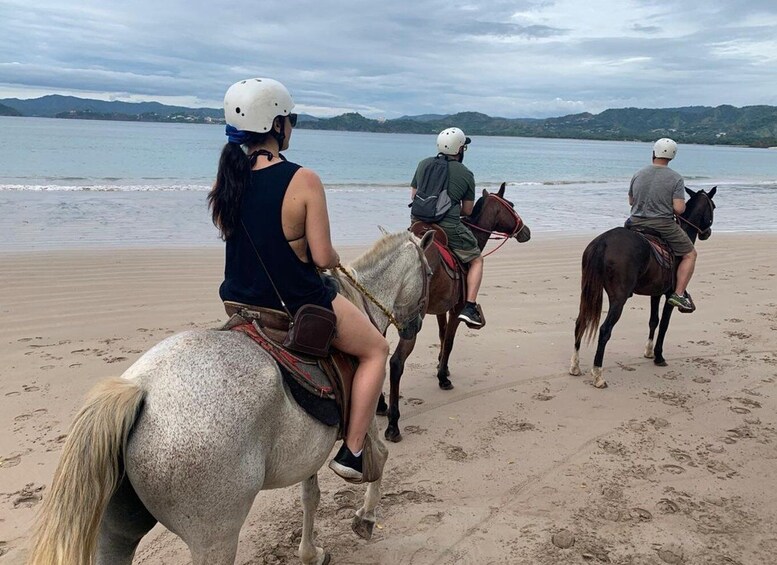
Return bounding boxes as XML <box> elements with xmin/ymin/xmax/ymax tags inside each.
<box><xmin>288</xmin><ymin>113</ymin><xmax>298</xmax><ymax>127</ymax></box>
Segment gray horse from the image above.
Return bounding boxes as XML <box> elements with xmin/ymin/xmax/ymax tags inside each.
<box><xmin>29</xmin><ymin>230</ymin><xmax>434</xmax><ymax>565</ymax></box>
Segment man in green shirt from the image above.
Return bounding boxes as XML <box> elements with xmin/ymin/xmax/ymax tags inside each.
<box><xmin>411</xmin><ymin>127</ymin><xmax>484</xmax><ymax>327</ymax></box>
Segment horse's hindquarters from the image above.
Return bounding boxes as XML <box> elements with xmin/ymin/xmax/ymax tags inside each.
<box><xmin>121</xmin><ymin>330</ymin><xmax>337</xmax><ymax>542</ymax></box>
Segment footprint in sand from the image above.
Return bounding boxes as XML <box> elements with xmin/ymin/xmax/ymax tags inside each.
<box><xmin>438</xmin><ymin>442</ymin><xmax>468</xmax><ymax>462</ymax></box>
<box><xmin>0</xmin><ymin>453</ymin><xmax>23</xmax><ymax>469</ymax></box>
<box><xmin>12</xmin><ymin>483</ymin><xmax>45</xmax><ymax>508</ymax></box>
<box><xmin>669</xmin><ymin>450</ymin><xmax>695</xmax><ymax>466</ymax></box>
<box><xmin>5</xmin><ymin>391</ymin><xmax>21</xmax><ymax>397</ymax></box>
<box><xmin>656</xmin><ymin>498</ymin><xmax>680</xmax><ymax>514</ymax></box>
<box><xmin>730</xmin><ymin>406</ymin><xmax>751</xmax><ymax>414</ymax></box>
<box><xmin>693</xmin><ymin>376</ymin><xmax>711</xmax><ymax>383</ymax></box>
<box><xmin>333</xmin><ymin>488</ymin><xmax>357</xmax><ymax>509</ymax></box>
<box><xmin>660</xmin><ymin>464</ymin><xmax>686</xmax><ymax>475</ymax></box>
<box><xmin>630</xmin><ymin>508</ymin><xmax>653</xmax><ymax>522</ymax></box>
<box><xmin>415</xmin><ymin>511</ymin><xmax>446</xmax><ymax>532</ymax></box>
<box><xmin>404</xmin><ymin>425</ymin><xmax>427</xmax><ymax>435</ymax></box>
<box><xmin>406</xmin><ymin>397</ymin><xmax>424</xmax><ymax>406</ymax></box>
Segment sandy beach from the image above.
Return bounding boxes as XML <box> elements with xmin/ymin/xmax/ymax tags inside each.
<box><xmin>1</xmin><ymin>233</ymin><xmax>777</xmax><ymax>564</ymax></box>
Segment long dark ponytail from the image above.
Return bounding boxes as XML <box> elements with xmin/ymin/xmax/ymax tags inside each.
<box><xmin>208</xmin><ymin>130</ymin><xmax>273</xmax><ymax>239</ymax></box>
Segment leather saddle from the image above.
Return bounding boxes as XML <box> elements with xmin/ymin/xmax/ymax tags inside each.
<box><xmin>409</xmin><ymin>221</ymin><xmax>487</xmax><ymax>328</ymax></box>
<box><xmin>625</xmin><ymin>224</ymin><xmax>675</xmax><ymax>271</ymax></box>
<box><xmin>221</xmin><ymin>301</ymin><xmax>355</xmax><ymax>438</ymax></box>
<box><xmin>410</xmin><ymin>221</ymin><xmax>466</xmax><ymax>288</ymax></box>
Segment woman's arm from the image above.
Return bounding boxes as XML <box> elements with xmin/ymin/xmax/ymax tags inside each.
<box><xmin>297</xmin><ymin>168</ymin><xmax>340</xmax><ymax>268</ymax></box>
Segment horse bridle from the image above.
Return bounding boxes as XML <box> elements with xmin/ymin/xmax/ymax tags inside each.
<box><xmin>336</xmin><ymin>239</ymin><xmax>430</xmax><ymax>332</ymax></box>
<box><xmin>677</xmin><ymin>193</ymin><xmax>714</xmax><ymax>238</ymax></box>
<box><xmin>462</xmin><ymin>193</ymin><xmax>526</xmax><ymax>257</ymax></box>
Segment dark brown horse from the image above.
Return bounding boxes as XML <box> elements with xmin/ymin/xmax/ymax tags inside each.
<box><xmin>377</xmin><ymin>183</ymin><xmax>531</xmax><ymax>441</ymax></box>
<box><xmin>570</xmin><ymin>186</ymin><xmax>717</xmax><ymax>388</ymax></box>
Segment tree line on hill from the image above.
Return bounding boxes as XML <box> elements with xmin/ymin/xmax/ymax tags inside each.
<box><xmin>2</xmin><ymin>95</ymin><xmax>776</xmax><ymax>147</ymax></box>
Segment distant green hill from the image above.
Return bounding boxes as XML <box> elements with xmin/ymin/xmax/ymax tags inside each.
<box><xmin>297</xmin><ymin>106</ymin><xmax>777</xmax><ymax>148</ymax></box>
<box><xmin>0</xmin><ymin>94</ymin><xmax>223</xmax><ymax>122</ymax></box>
<box><xmin>2</xmin><ymin>95</ymin><xmax>776</xmax><ymax>147</ymax></box>
<box><xmin>0</xmin><ymin>102</ymin><xmax>21</xmax><ymax>116</ymax></box>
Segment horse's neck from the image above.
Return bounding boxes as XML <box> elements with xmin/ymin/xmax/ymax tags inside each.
<box><xmin>470</xmin><ymin>217</ymin><xmax>493</xmax><ymax>250</ymax></box>
<box><xmin>341</xmin><ymin>250</ymin><xmax>403</xmax><ymax>333</ymax></box>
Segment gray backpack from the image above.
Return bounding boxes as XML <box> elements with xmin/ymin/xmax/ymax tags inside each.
<box><xmin>411</xmin><ymin>155</ymin><xmax>452</xmax><ymax>223</ymax></box>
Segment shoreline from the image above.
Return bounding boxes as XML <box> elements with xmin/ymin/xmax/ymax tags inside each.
<box><xmin>1</xmin><ymin>233</ymin><xmax>776</xmax><ymax>563</ymax></box>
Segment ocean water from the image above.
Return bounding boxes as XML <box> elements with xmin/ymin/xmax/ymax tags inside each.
<box><xmin>1</xmin><ymin>116</ymin><xmax>776</xmax><ymax>250</ymax></box>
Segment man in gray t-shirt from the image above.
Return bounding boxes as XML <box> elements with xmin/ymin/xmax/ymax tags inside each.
<box><xmin>627</xmin><ymin>138</ymin><xmax>697</xmax><ymax>312</ymax></box>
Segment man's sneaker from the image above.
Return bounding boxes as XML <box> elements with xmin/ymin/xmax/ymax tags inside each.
<box><xmin>668</xmin><ymin>292</ymin><xmax>694</xmax><ymax>312</ymax></box>
<box><xmin>328</xmin><ymin>443</ymin><xmax>363</xmax><ymax>483</ymax></box>
<box><xmin>458</xmin><ymin>303</ymin><xmax>484</xmax><ymax>328</ymax></box>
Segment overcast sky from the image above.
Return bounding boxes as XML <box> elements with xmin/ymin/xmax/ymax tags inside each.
<box><xmin>1</xmin><ymin>0</ymin><xmax>776</xmax><ymax>118</ymax></box>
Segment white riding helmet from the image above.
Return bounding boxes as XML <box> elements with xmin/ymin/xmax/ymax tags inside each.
<box><xmin>436</xmin><ymin>127</ymin><xmax>471</xmax><ymax>155</ymax></box>
<box><xmin>653</xmin><ymin>138</ymin><xmax>677</xmax><ymax>160</ymax></box>
<box><xmin>223</xmin><ymin>78</ymin><xmax>295</xmax><ymax>133</ymax></box>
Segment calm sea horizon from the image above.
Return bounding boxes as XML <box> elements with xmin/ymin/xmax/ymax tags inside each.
<box><xmin>2</xmin><ymin>116</ymin><xmax>776</xmax><ymax>251</ymax></box>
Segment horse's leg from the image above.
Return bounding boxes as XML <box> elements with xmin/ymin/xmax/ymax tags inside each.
<box><xmin>376</xmin><ymin>393</ymin><xmax>388</xmax><ymax>416</ymax></box>
<box><xmin>299</xmin><ymin>474</ymin><xmax>329</xmax><ymax>565</ymax></box>
<box><xmin>644</xmin><ymin>295</ymin><xmax>661</xmax><ymax>358</ymax></box>
<box><xmin>186</xmin><ymin>501</ymin><xmax>253</xmax><ymax>565</ymax></box>
<box><xmin>570</xmin><ymin>316</ymin><xmax>584</xmax><ymax>376</ymax></box>
<box><xmin>352</xmin><ymin>419</ymin><xmax>387</xmax><ymax>540</ymax></box>
<box><xmin>96</xmin><ymin>474</ymin><xmax>157</xmax><ymax>565</ymax></box>
<box><xmin>652</xmin><ymin>296</ymin><xmax>674</xmax><ymax>366</ymax></box>
<box><xmin>591</xmin><ymin>295</ymin><xmax>627</xmax><ymax>389</ymax></box>
<box><xmin>436</xmin><ymin>311</ymin><xmax>462</xmax><ymax>390</ymax></box>
<box><xmin>435</xmin><ymin>313</ymin><xmax>448</xmax><ymax>375</ymax></box>
<box><xmin>385</xmin><ymin>335</ymin><xmax>418</xmax><ymax>442</ymax></box>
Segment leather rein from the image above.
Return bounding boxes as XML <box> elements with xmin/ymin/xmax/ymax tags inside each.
<box><xmin>676</xmin><ymin>194</ymin><xmax>714</xmax><ymax>238</ymax></box>
<box><xmin>462</xmin><ymin>194</ymin><xmax>526</xmax><ymax>257</ymax></box>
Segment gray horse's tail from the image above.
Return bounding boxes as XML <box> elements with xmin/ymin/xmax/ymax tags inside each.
<box><xmin>28</xmin><ymin>377</ymin><xmax>145</xmax><ymax>565</ymax></box>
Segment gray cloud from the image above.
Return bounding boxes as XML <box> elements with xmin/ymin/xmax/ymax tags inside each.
<box><xmin>1</xmin><ymin>0</ymin><xmax>776</xmax><ymax>118</ymax></box>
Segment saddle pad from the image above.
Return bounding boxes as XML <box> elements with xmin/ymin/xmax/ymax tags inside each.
<box><xmin>626</xmin><ymin>226</ymin><xmax>674</xmax><ymax>271</ymax></box>
<box><xmin>231</xmin><ymin>322</ymin><xmax>334</xmax><ymax>398</ymax></box>
<box><xmin>641</xmin><ymin>233</ymin><xmax>674</xmax><ymax>271</ymax></box>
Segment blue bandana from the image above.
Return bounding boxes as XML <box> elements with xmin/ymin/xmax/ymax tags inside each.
<box><xmin>225</xmin><ymin>124</ymin><xmax>251</xmax><ymax>145</ymax></box>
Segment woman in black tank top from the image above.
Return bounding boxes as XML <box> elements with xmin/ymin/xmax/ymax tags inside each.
<box><xmin>208</xmin><ymin>78</ymin><xmax>389</xmax><ymax>483</ymax></box>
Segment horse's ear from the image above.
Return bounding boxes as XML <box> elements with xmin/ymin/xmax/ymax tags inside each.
<box><xmin>497</xmin><ymin>182</ymin><xmax>506</xmax><ymax>198</ymax></box>
<box><xmin>708</xmin><ymin>186</ymin><xmax>717</xmax><ymax>199</ymax></box>
<box><xmin>419</xmin><ymin>230</ymin><xmax>435</xmax><ymax>250</ymax></box>
<box><xmin>377</xmin><ymin>225</ymin><xmax>390</xmax><ymax>236</ymax></box>
<box><xmin>482</xmin><ymin>188</ymin><xmax>489</xmax><ymax>198</ymax></box>
<box><xmin>685</xmin><ymin>187</ymin><xmax>697</xmax><ymax>198</ymax></box>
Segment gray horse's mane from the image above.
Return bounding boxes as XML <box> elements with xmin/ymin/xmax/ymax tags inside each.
<box><xmin>333</xmin><ymin>230</ymin><xmax>415</xmax><ymax>307</ymax></box>
<box><xmin>351</xmin><ymin>230</ymin><xmax>414</xmax><ymax>272</ymax></box>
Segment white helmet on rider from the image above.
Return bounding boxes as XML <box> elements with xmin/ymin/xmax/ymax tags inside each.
<box><xmin>653</xmin><ymin>138</ymin><xmax>677</xmax><ymax>160</ymax></box>
<box><xmin>223</xmin><ymin>78</ymin><xmax>295</xmax><ymax>133</ymax></box>
<box><xmin>437</xmin><ymin>127</ymin><xmax>471</xmax><ymax>156</ymax></box>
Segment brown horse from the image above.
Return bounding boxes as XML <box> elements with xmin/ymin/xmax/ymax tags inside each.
<box><xmin>570</xmin><ymin>186</ymin><xmax>717</xmax><ymax>388</ymax></box>
<box><xmin>377</xmin><ymin>183</ymin><xmax>531</xmax><ymax>442</ymax></box>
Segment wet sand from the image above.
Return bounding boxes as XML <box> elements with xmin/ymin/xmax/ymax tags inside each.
<box><xmin>1</xmin><ymin>234</ymin><xmax>776</xmax><ymax>564</ymax></box>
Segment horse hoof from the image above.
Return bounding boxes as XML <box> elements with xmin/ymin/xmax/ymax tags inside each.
<box><xmin>438</xmin><ymin>379</ymin><xmax>454</xmax><ymax>390</ymax></box>
<box><xmin>569</xmin><ymin>366</ymin><xmax>581</xmax><ymax>376</ymax></box>
<box><xmin>594</xmin><ymin>380</ymin><xmax>608</xmax><ymax>389</ymax></box>
<box><xmin>654</xmin><ymin>359</ymin><xmax>668</xmax><ymax>367</ymax></box>
<box><xmin>644</xmin><ymin>351</ymin><xmax>654</xmax><ymax>359</ymax></box>
<box><xmin>385</xmin><ymin>428</ymin><xmax>402</xmax><ymax>443</ymax></box>
<box><xmin>352</xmin><ymin>515</ymin><xmax>375</xmax><ymax>540</ymax></box>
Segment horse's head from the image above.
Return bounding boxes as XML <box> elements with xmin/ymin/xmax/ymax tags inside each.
<box><xmin>395</xmin><ymin>231</ymin><xmax>434</xmax><ymax>340</ymax></box>
<box><xmin>681</xmin><ymin>186</ymin><xmax>717</xmax><ymax>242</ymax></box>
<box><xmin>470</xmin><ymin>182</ymin><xmax>531</xmax><ymax>243</ymax></box>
